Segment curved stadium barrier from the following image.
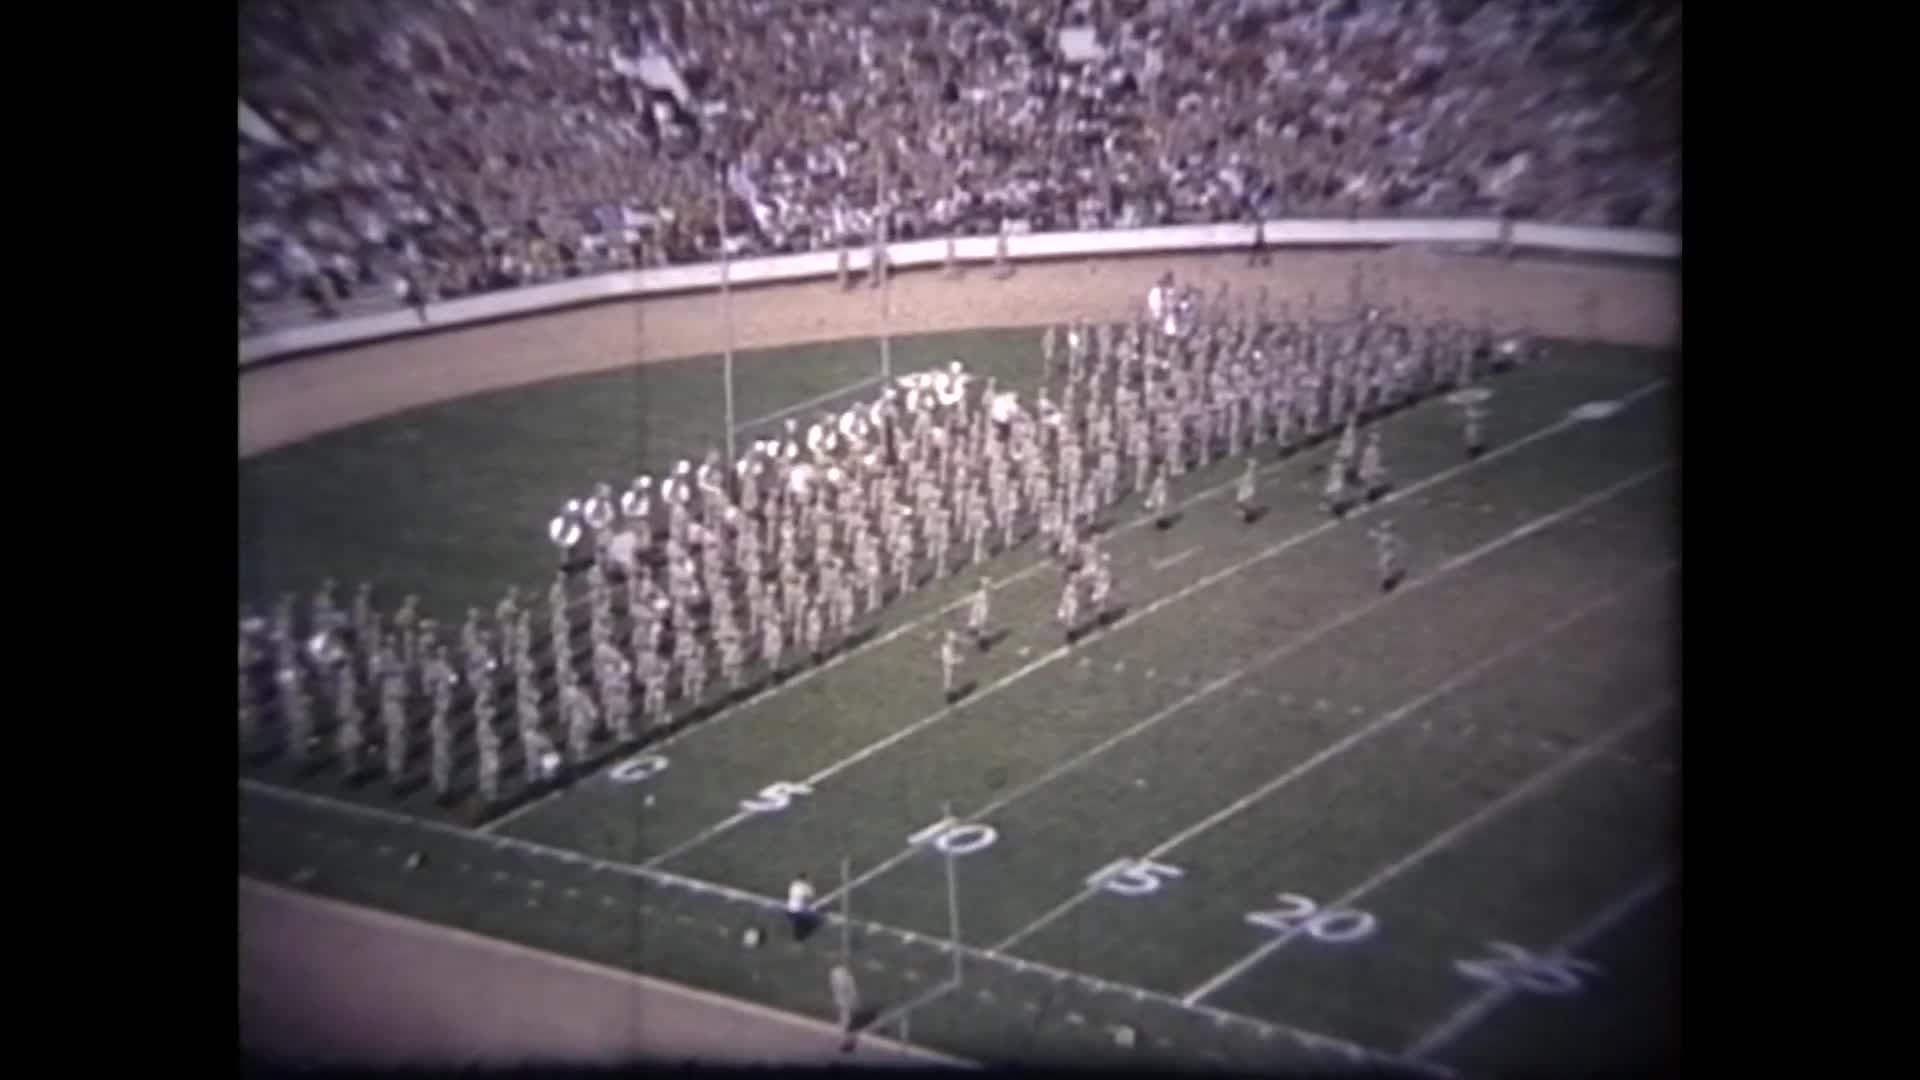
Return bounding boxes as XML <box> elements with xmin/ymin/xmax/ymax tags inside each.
<box><xmin>238</xmin><ymin>219</ymin><xmax>1680</xmax><ymax>370</ymax></box>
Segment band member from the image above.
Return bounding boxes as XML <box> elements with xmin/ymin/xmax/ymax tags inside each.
<box><xmin>1359</xmin><ymin>430</ymin><xmax>1390</xmax><ymax>502</ymax></box>
<box><xmin>1373</xmin><ymin>521</ymin><xmax>1406</xmax><ymax>592</ymax></box>
<box><xmin>940</xmin><ymin>628</ymin><xmax>965</xmax><ymax>701</ymax></box>
<box><xmin>967</xmin><ymin>577</ymin><xmax>993</xmax><ymax>649</ymax></box>
<box><xmin>1146</xmin><ymin>466</ymin><xmax>1173</xmax><ymax>529</ymax></box>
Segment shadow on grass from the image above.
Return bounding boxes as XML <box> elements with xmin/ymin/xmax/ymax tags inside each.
<box><xmin>977</xmin><ymin>627</ymin><xmax>1012</xmax><ymax>652</ymax></box>
<box><xmin>840</xmin><ymin>624</ymin><xmax>880</xmax><ymax>652</ymax></box>
<box><xmin>1241</xmin><ymin>504</ymin><xmax>1272</xmax><ymax>526</ymax></box>
<box><xmin>391</xmin><ymin>773</ymin><xmax>432</xmax><ymax>800</ymax></box>
<box><xmin>340</xmin><ymin>768</ymin><xmax>383</xmax><ymax>791</ymax></box>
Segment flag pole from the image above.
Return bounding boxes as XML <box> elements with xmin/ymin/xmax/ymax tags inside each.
<box><xmin>877</xmin><ymin>148</ymin><xmax>893</xmax><ymax>382</ymax></box>
<box><xmin>941</xmin><ymin>801</ymin><xmax>962</xmax><ymax>985</ymax></box>
<box><xmin>840</xmin><ymin>855</ymin><xmax>853</xmax><ymax>965</ymax></box>
<box><xmin>719</xmin><ymin>165</ymin><xmax>737</xmax><ymax>465</ymax></box>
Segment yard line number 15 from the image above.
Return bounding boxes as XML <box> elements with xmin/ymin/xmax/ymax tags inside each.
<box><xmin>1087</xmin><ymin>858</ymin><xmax>1379</xmax><ymax>945</ymax></box>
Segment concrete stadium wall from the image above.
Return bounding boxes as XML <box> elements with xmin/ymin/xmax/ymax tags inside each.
<box><xmin>239</xmin><ymin>247</ymin><xmax>1677</xmax><ymax>460</ymax></box>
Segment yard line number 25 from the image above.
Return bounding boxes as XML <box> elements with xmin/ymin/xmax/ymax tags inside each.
<box><xmin>1455</xmin><ymin>943</ymin><xmax>1601</xmax><ymax>996</ymax></box>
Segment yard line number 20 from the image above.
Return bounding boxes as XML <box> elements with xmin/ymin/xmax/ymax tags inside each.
<box><xmin>1087</xmin><ymin>859</ymin><xmax>1379</xmax><ymax>946</ymax></box>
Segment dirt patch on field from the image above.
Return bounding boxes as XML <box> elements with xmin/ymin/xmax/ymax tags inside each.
<box><xmin>240</xmin><ymin>249</ymin><xmax>1676</xmax><ymax>458</ymax></box>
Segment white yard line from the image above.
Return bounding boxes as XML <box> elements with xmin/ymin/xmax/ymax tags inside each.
<box><xmin>239</xmin><ymin>779</ymin><xmax>1432</xmax><ymax>1076</ymax></box>
<box><xmin>991</xmin><ymin>562</ymin><xmax>1675</xmax><ymax>953</ymax></box>
<box><xmin>647</xmin><ymin>413</ymin><xmax>1670</xmax><ymax>873</ymax></box>
<box><xmin>817</xmin><ymin>470</ymin><xmax>1669</xmax><ymax>908</ymax></box>
<box><xmin>1403</xmin><ymin>869</ymin><xmax>1674</xmax><ymax>1062</ymax></box>
<box><xmin>1151</xmin><ymin>545</ymin><xmax>1202</xmax><ymax>571</ymax></box>
<box><xmin>483</xmin><ymin>377</ymin><xmax>1667</xmax><ymax>837</ymax></box>
<box><xmin>733</xmin><ymin>374</ymin><xmax>888</xmax><ymax>433</ymax></box>
<box><xmin>481</xmin><ymin>787</ymin><xmax>574</xmax><ymax>834</ymax></box>
<box><xmin>864</xmin><ymin>979</ymin><xmax>965</xmax><ymax>1046</ymax></box>
<box><xmin>1180</xmin><ymin>700</ymin><xmax>1673</xmax><ymax>1006</ymax></box>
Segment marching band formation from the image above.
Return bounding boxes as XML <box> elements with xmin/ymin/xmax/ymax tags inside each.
<box><xmin>240</xmin><ymin>276</ymin><xmax>1532</xmax><ymax>809</ymax></box>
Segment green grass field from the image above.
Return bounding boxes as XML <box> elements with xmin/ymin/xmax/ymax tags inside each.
<box><xmin>238</xmin><ymin>326</ymin><xmax>1678</xmax><ymax>1075</ymax></box>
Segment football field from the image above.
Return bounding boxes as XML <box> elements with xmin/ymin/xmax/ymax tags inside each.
<box><xmin>239</xmin><ymin>327</ymin><xmax>1678</xmax><ymax>1074</ymax></box>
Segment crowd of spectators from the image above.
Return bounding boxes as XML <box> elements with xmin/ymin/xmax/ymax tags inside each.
<box><xmin>238</xmin><ymin>0</ymin><xmax>1680</xmax><ymax>330</ymax></box>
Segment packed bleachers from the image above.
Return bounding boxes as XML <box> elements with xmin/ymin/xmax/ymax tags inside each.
<box><xmin>238</xmin><ymin>0</ymin><xmax>1679</xmax><ymax>331</ymax></box>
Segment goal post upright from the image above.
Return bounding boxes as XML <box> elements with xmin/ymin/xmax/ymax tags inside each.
<box><xmin>840</xmin><ymin>854</ymin><xmax>853</xmax><ymax>966</ymax></box>
<box><xmin>945</xmin><ymin>837</ymin><xmax>963</xmax><ymax>986</ymax></box>
<box><xmin>942</xmin><ymin>801</ymin><xmax>962</xmax><ymax>986</ymax></box>
<box><xmin>718</xmin><ymin>164</ymin><xmax>738</xmax><ymax>466</ymax></box>
<box><xmin>877</xmin><ymin>147</ymin><xmax>893</xmax><ymax>382</ymax></box>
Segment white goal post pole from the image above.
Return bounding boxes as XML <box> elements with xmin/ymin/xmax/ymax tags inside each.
<box><xmin>877</xmin><ymin>148</ymin><xmax>893</xmax><ymax>382</ymax></box>
<box><xmin>840</xmin><ymin>854</ymin><xmax>853</xmax><ymax>965</ymax></box>
<box><xmin>942</xmin><ymin>801</ymin><xmax>962</xmax><ymax>984</ymax></box>
<box><xmin>718</xmin><ymin>166</ymin><xmax>738</xmax><ymax>468</ymax></box>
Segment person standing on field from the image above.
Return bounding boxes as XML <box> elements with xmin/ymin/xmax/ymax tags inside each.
<box><xmin>1323</xmin><ymin>457</ymin><xmax>1351</xmax><ymax>519</ymax></box>
<box><xmin>474</xmin><ymin>705</ymin><xmax>502</xmax><ymax>806</ymax></box>
<box><xmin>393</xmin><ymin>594</ymin><xmax>420</xmax><ymax>665</ymax></box>
<box><xmin>280</xmin><ymin>665</ymin><xmax>312</xmax><ymax>766</ymax></box>
<box><xmin>830</xmin><ymin>963</ymin><xmax>861</xmax><ymax>1052</ymax></box>
<box><xmin>678</xmin><ymin>631</ymin><xmax>708</xmax><ymax>709</ymax></box>
<box><xmin>428</xmin><ymin>708</ymin><xmax>453</xmax><ymax>802</ymax></box>
<box><xmin>334</xmin><ymin>662</ymin><xmax>364</xmax><ymax>777</ymax></box>
<box><xmin>640</xmin><ymin>651</ymin><xmax>670</xmax><ymax>725</ymax></box>
<box><xmin>940</xmin><ymin>628</ymin><xmax>966</xmax><ymax>701</ymax></box>
<box><xmin>967</xmin><ymin>577</ymin><xmax>993</xmax><ymax>649</ymax></box>
<box><xmin>787</xmin><ymin>874</ymin><xmax>818</xmax><ymax>941</ymax></box>
<box><xmin>1088</xmin><ymin>551</ymin><xmax>1114</xmax><ymax>627</ymax></box>
<box><xmin>717</xmin><ymin>616</ymin><xmax>746</xmax><ymax>691</ymax></box>
<box><xmin>562</xmin><ymin>683</ymin><xmax>598</xmax><ymax>766</ymax></box>
<box><xmin>1462</xmin><ymin>398</ymin><xmax>1488</xmax><ymax>459</ymax></box>
<box><xmin>1235</xmin><ymin>458</ymin><xmax>1258</xmax><ymax>523</ymax></box>
<box><xmin>1146</xmin><ymin>465</ymin><xmax>1172</xmax><ymax>529</ymax></box>
<box><xmin>1373</xmin><ymin>520</ymin><xmax>1405</xmax><ymax>592</ymax></box>
<box><xmin>804</xmin><ymin>600</ymin><xmax>826</xmax><ymax>663</ymax></box>
<box><xmin>1359</xmin><ymin>429</ymin><xmax>1390</xmax><ymax>502</ymax></box>
<box><xmin>1334</xmin><ymin>417</ymin><xmax>1359</xmax><ymax>485</ymax></box>
<box><xmin>1057</xmin><ymin>576</ymin><xmax>1082</xmax><ymax>642</ymax></box>
<box><xmin>380</xmin><ymin>667</ymin><xmax>408</xmax><ymax>787</ymax></box>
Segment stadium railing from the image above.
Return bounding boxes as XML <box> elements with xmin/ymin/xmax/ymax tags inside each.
<box><xmin>237</xmin><ymin>219</ymin><xmax>1680</xmax><ymax>370</ymax></box>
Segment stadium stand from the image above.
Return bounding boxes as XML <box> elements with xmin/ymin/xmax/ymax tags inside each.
<box><xmin>237</xmin><ymin>0</ymin><xmax>1679</xmax><ymax>331</ymax></box>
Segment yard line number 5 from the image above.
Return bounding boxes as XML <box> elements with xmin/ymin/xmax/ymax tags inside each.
<box><xmin>740</xmin><ymin>781</ymin><xmax>814</xmax><ymax>813</ymax></box>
